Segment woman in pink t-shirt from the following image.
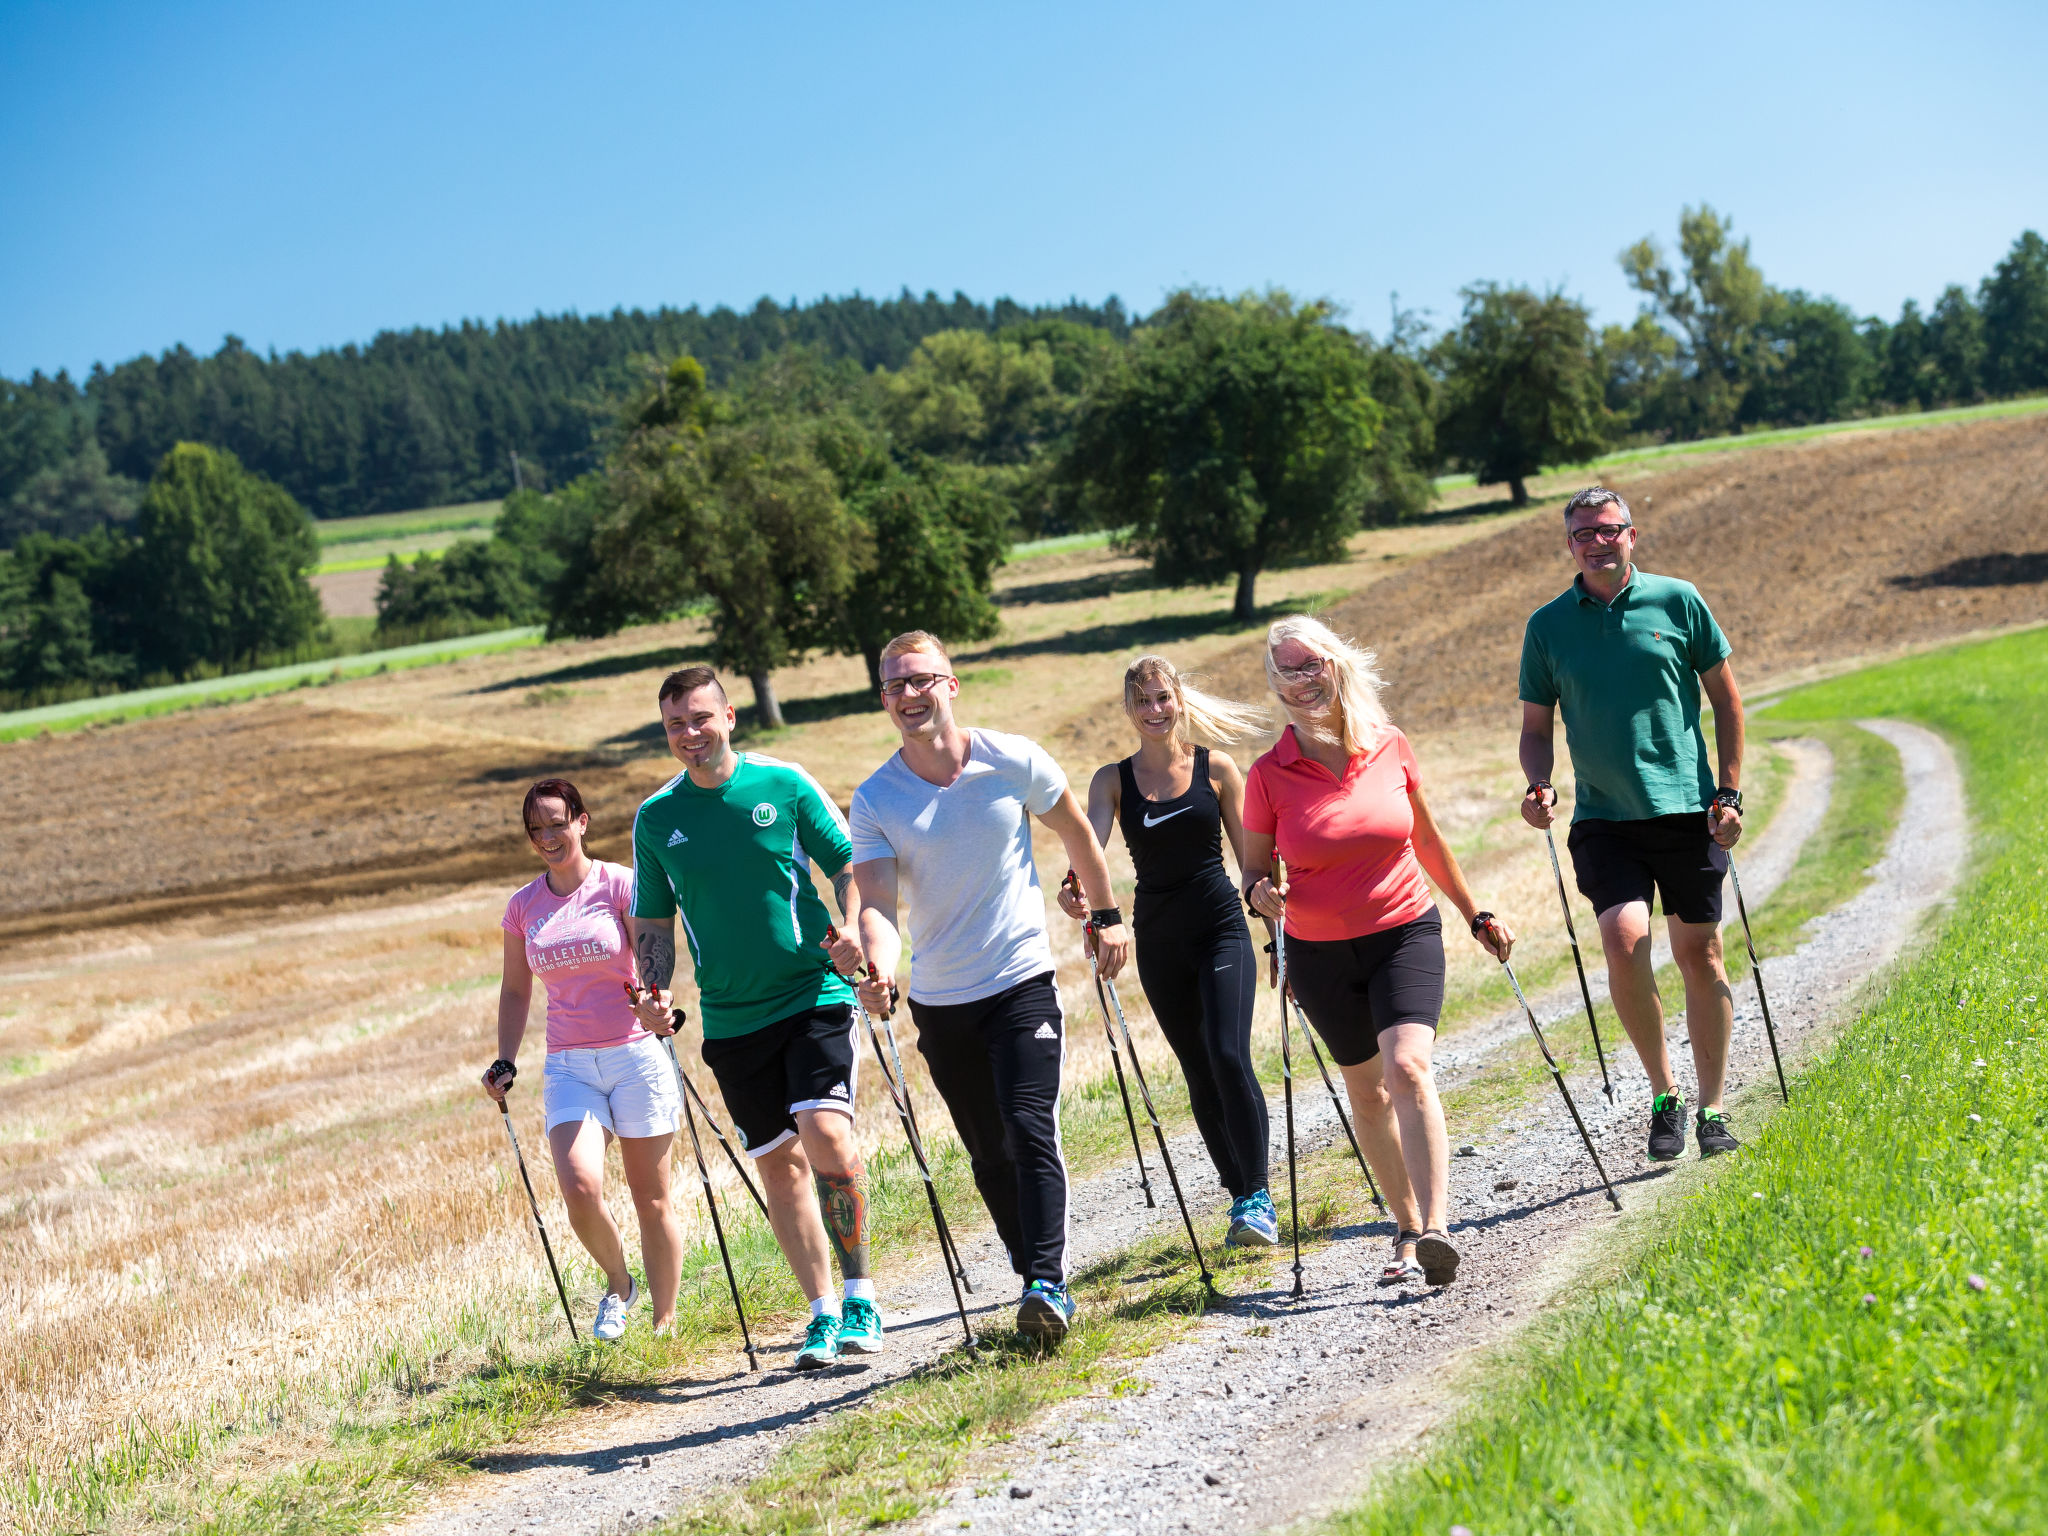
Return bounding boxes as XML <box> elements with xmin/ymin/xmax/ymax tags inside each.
<box><xmin>1243</xmin><ymin>616</ymin><xmax>1515</xmax><ymax>1289</ymax></box>
<box><xmin>481</xmin><ymin>777</ymin><xmax>681</xmax><ymax>1342</ymax></box>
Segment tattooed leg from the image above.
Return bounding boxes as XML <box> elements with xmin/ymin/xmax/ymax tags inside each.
<box><xmin>814</xmin><ymin>1162</ymin><xmax>871</xmax><ymax>1281</ymax></box>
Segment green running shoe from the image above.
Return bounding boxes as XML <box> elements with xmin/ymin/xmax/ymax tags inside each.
<box><xmin>1648</xmin><ymin>1091</ymin><xmax>1687</xmax><ymax>1161</ymax></box>
<box><xmin>1016</xmin><ymin>1280</ymin><xmax>1075</xmax><ymax>1343</ymax></box>
<box><xmin>793</xmin><ymin>1311</ymin><xmax>840</xmax><ymax>1370</ymax></box>
<box><xmin>837</xmin><ymin>1296</ymin><xmax>886</xmax><ymax>1354</ymax></box>
<box><xmin>1696</xmin><ymin>1109</ymin><xmax>1741</xmax><ymax>1158</ymax></box>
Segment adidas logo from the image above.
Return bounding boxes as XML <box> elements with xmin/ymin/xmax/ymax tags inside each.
<box><xmin>1033</xmin><ymin>1022</ymin><xmax>1058</xmax><ymax>1041</ymax></box>
<box><xmin>666</xmin><ymin>829</ymin><xmax>689</xmax><ymax>847</ymax></box>
<box><xmin>828</xmin><ymin>1081</ymin><xmax>850</xmax><ymax>1099</ymax></box>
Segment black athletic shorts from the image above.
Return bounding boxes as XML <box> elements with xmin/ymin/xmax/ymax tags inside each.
<box><xmin>699</xmin><ymin>1002</ymin><xmax>858</xmax><ymax>1159</ymax></box>
<box><xmin>1284</xmin><ymin>910</ymin><xmax>1445</xmax><ymax>1067</ymax></box>
<box><xmin>1568</xmin><ymin>812</ymin><xmax>1728</xmax><ymax>924</ymax></box>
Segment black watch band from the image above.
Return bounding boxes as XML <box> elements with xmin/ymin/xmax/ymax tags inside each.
<box><xmin>1713</xmin><ymin>787</ymin><xmax>1743</xmax><ymax>813</ymax></box>
<box><xmin>1469</xmin><ymin>910</ymin><xmax>1495</xmax><ymax>938</ymax></box>
<box><xmin>487</xmin><ymin>1058</ymin><xmax>517</xmax><ymax>1084</ymax></box>
<box><xmin>1088</xmin><ymin>906</ymin><xmax>1124</xmax><ymax>930</ymax></box>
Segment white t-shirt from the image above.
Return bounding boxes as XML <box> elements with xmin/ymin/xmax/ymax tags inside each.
<box><xmin>850</xmin><ymin>727</ymin><xmax>1068</xmax><ymax>1007</ymax></box>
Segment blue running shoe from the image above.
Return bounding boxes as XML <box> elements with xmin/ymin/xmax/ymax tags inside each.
<box><xmin>793</xmin><ymin>1311</ymin><xmax>840</xmax><ymax>1370</ymax></box>
<box><xmin>1227</xmin><ymin>1190</ymin><xmax>1280</xmax><ymax>1248</ymax></box>
<box><xmin>1016</xmin><ymin>1280</ymin><xmax>1075</xmax><ymax>1343</ymax></box>
<box><xmin>837</xmin><ymin>1296</ymin><xmax>886</xmax><ymax>1355</ymax></box>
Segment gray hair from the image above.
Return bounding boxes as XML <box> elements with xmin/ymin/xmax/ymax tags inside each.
<box><xmin>1562</xmin><ymin>485</ymin><xmax>1632</xmax><ymax>523</ymax></box>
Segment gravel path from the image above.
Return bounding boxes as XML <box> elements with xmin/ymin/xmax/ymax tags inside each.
<box><xmin>386</xmin><ymin>723</ymin><xmax>1956</xmax><ymax>1536</ymax></box>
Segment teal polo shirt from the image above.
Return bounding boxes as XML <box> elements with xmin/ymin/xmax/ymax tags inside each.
<box><xmin>1518</xmin><ymin>568</ymin><xmax>1731</xmax><ymax>823</ymax></box>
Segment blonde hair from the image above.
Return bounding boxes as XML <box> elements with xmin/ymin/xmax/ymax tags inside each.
<box><xmin>1263</xmin><ymin>614</ymin><xmax>1390</xmax><ymax>757</ymax></box>
<box><xmin>1122</xmin><ymin>655</ymin><xmax>1267</xmax><ymax>747</ymax></box>
<box><xmin>881</xmin><ymin>630</ymin><xmax>950</xmax><ymax>665</ymax></box>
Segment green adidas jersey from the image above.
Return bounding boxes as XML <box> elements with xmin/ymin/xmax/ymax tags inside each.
<box><xmin>631</xmin><ymin>753</ymin><xmax>856</xmax><ymax>1039</ymax></box>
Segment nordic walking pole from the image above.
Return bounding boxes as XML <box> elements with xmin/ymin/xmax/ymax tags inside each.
<box><xmin>1727</xmin><ymin>855</ymin><xmax>1791</xmax><ymax>1105</ymax></box>
<box><xmin>1487</xmin><ymin>927</ymin><xmax>1622</xmax><ymax>1213</ymax></box>
<box><xmin>1537</xmin><ymin>805</ymin><xmax>1615</xmax><ymax>1105</ymax></box>
<box><xmin>630</xmin><ymin>983</ymin><xmax>772</xmax><ymax>1222</ymax></box>
<box><xmin>1271</xmin><ymin>856</ymin><xmax>1306</xmax><ymax>1299</ymax></box>
<box><xmin>487</xmin><ymin>1070</ymin><xmax>579</xmax><ymax>1343</ymax></box>
<box><xmin>1289</xmin><ymin>994</ymin><xmax>1384</xmax><ymax>1213</ymax></box>
<box><xmin>679</xmin><ymin>1069</ymin><xmax>760</xmax><ymax>1371</ymax></box>
<box><xmin>1065</xmin><ymin>870</ymin><xmax>1154</xmax><ymax>1209</ymax></box>
<box><xmin>825</xmin><ymin>927</ymin><xmax>976</xmax><ymax>1303</ymax></box>
<box><xmin>1095</xmin><ymin>950</ymin><xmax>1216</xmax><ymax>1291</ymax></box>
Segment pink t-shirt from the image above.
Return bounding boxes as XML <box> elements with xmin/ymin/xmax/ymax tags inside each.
<box><xmin>500</xmin><ymin>860</ymin><xmax>647</xmax><ymax>1052</ymax></box>
<box><xmin>1243</xmin><ymin>725</ymin><xmax>1435</xmax><ymax>943</ymax></box>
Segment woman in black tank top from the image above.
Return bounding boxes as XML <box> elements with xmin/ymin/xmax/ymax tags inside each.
<box><xmin>1056</xmin><ymin>656</ymin><xmax>1279</xmax><ymax>1249</ymax></box>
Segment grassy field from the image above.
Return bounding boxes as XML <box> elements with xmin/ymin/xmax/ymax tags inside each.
<box><xmin>314</xmin><ymin>502</ymin><xmax>502</xmax><ymax>547</ymax></box>
<box><xmin>1324</xmin><ymin>626</ymin><xmax>2048</xmax><ymax>1535</ymax></box>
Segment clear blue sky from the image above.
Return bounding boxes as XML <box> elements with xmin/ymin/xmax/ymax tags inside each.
<box><xmin>3</xmin><ymin>0</ymin><xmax>2043</xmax><ymax>379</ymax></box>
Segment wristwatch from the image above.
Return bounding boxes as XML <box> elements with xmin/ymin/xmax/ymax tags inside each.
<box><xmin>1713</xmin><ymin>787</ymin><xmax>1743</xmax><ymax>814</ymax></box>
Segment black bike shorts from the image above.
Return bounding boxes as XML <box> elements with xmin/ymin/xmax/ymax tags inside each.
<box><xmin>1568</xmin><ymin>812</ymin><xmax>1727</xmax><ymax>924</ymax></box>
<box><xmin>1284</xmin><ymin>910</ymin><xmax>1445</xmax><ymax>1067</ymax></box>
<box><xmin>700</xmin><ymin>1003</ymin><xmax>858</xmax><ymax>1158</ymax></box>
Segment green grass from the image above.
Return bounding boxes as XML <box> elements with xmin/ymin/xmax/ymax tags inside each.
<box><xmin>1325</xmin><ymin>626</ymin><xmax>2048</xmax><ymax>1535</ymax></box>
<box><xmin>313</xmin><ymin>501</ymin><xmax>501</xmax><ymax>547</ymax></box>
<box><xmin>1430</xmin><ymin>392</ymin><xmax>2048</xmax><ymax>491</ymax></box>
<box><xmin>0</xmin><ymin>627</ymin><xmax>544</xmax><ymax>741</ymax></box>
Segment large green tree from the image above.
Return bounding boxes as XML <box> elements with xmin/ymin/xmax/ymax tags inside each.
<box><xmin>1434</xmin><ymin>285</ymin><xmax>1611</xmax><ymax>505</ymax></box>
<box><xmin>1620</xmin><ymin>205</ymin><xmax>1773</xmax><ymax>437</ymax></box>
<box><xmin>130</xmin><ymin>443</ymin><xmax>321</xmax><ymax>676</ymax></box>
<box><xmin>1982</xmin><ymin>229</ymin><xmax>2048</xmax><ymax>397</ymax></box>
<box><xmin>1058</xmin><ymin>291</ymin><xmax>1382</xmax><ymax>620</ymax></box>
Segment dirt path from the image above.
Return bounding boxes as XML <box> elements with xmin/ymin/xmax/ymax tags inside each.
<box><xmin>914</xmin><ymin>720</ymin><xmax>1961</xmax><ymax>1536</ymax></box>
<box><xmin>380</xmin><ymin>731</ymin><xmax>1877</xmax><ymax>1536</ymax></box>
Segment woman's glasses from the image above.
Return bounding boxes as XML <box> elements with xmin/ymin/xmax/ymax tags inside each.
<box><xmin>1271</xmin><ymin>656</ymin><xmax>1327</xmax><ymax>685</ymax></box>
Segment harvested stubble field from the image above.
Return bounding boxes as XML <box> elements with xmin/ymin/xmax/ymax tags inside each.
<box><xmin>0</xmin><ymin>413</ymin><xmax>2044</xmax><ymax>1533</ymax></box>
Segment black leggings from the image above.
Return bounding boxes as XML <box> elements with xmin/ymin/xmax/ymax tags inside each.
<box><xmin>1132</xmin><ymin>884</ymin><xmax>1268</xmax><ymax>1198</ymax></box>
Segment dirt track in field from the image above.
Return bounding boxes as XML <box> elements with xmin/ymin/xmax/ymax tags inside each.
<box><xmin>5</xmin><ymin>413</ymin><xmax>2043</xmax><ymax>939</ymax></box>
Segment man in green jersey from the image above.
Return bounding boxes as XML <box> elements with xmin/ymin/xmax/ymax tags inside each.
<box><xmin>625</xmin><ymin>665</ymin><xmax>880</xmax><ymax>1370</ymax></box>
<box><xmin>1518</xmin><ymin>487</ymin><xmax>1747</xmax><ymax>1165</ymax></box>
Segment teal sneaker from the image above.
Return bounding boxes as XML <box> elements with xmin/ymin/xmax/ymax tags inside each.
<box><xmin>837</xmin><ymin>1296</ymin><xmax>886</xmax><ymax>1355</ymax></box>
<box><xmin>793</xmin><ymin>1311</ymin><xmax>840</xmax><ymax>1370</ymax></box>
<box><xmin>1227</xmin><ymin>1190</ymin><xmax>1280</xmax><ymax>1248</ymax></box>
<box><xmin>1016</xmin><ymin>1280</ymin><xmax>1075</xmax><ymax>1343</ymax></box>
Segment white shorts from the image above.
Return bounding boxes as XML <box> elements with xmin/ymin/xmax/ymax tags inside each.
<box><xmin>543</xmin><ymin>1036</ymin><xmax>681</xmax><ymax>1138</ymax></box>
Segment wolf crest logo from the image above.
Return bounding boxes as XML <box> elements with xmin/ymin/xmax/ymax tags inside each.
<box><xmin>752</xmin><ymin>803</ymin><xmax>778</xmax><ymax>828</ymax></box>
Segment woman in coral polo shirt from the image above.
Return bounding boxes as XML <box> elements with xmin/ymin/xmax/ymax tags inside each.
<box><xmin>1244</xmin><ymin>616</ymin><xmax>1514</xmax><ymax>1289</ymax></box>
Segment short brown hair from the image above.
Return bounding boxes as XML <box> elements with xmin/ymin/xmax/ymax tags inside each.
<box><xmin>880</xmin><ymin>631</ymin><xmax>950</xmax><ymax>667</ymax></box>
<box><xmin>658</xmin><ymin>664</ymin><xmax>727</xmax><ymax>706</ymax></box>
<box><xmin>522</xmin><ymin>777</ymin><xmax>587</xmax><ymax>833</ymax></box>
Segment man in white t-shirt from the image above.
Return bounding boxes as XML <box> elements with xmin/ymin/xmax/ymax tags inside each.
<box><xmin>850</xmin><ymin>630</ymin><xmax>1129</xmax><ymax>1343</ymax></box>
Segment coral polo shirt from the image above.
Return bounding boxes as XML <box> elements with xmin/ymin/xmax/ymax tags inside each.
<box><xmin>1243</xmin><ymin>725</ymin><xmax>1435</xmax><ymax>943</ymax></box>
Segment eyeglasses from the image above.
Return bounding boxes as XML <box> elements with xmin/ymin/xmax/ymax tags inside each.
<box><xmin>1569</xmin><ymin>522</ymin><xmax>1634</xmax><ymax>545</ymax></box>
<box><xmin>880</xmin><ymin>672</ymin><xmax>953</xmax><ymax>698</ymax></box>
<box><xmin>1271</xmin><ymin>656</ymin><xmax>1327</xmax><ymax>685</ymax></box>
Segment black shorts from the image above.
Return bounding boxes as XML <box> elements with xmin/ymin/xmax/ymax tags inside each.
<box><xmin>1284</xmin><ymin>910</ymin><xmax>1445</xmax><ymax>1067</ymax></box>
<box><xmin>700</xmin><ymin>1002</ymin><xmax>858</xmax><ymax>1158</ymax></box>
<box><xmin>1568</xmin><ymin>812</ymin><xmax>1727</xmax><ymax>924</ymax></box>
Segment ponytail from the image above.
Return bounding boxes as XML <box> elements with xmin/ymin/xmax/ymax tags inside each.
<box><xmin>1122</xmin><ymin>654</ymin><xmax>1268</xmax><ymax>746</ymax></box>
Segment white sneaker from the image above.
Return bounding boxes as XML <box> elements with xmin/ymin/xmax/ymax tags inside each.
<box><xmin>592</xmin><ymin>1276</ymin><xmax>639</xmax><ymax>1342</ymax></box>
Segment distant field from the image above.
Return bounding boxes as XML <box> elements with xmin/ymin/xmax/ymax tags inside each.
<box><xmin>314</xmin><ymin>500</ymin><xmax>502</xmax><ymax>546</ymax></box>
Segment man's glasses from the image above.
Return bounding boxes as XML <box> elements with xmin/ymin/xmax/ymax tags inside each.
<box><xmin>880</xmin><ymin>672</ymin><xmax>953</xmax><ymax>698</ymax></box>
<box><xmin>1569</xmin><ymin>522</ymin><xmax>1634</xmax><ymax>546</ymax></box>
<box><xmin>1271</xmin><ymin>656</ymin><xmax>1327</xmax><ymax>685</ymax></box>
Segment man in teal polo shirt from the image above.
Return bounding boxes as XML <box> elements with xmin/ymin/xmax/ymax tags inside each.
<box><xmin>625</xmin><ymin>664</ymin><xmax>883</xmax><ymax>1370</ymax></box>
<box><xmin>1518</xmin><ymin>486</ymin><xmax>1746</xmax><ymax>1163</ymax></box>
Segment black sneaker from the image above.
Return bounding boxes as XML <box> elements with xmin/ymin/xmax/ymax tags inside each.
<box><xmin>1696</xmin><ymin>1109</ymin><xmax>1740</xmax><ymax>1158</ymax></box>
<box><xmin>1648</xmin><ymin>1092</ymin><xmax>1687</xmax><ymax>1161</ymax></box>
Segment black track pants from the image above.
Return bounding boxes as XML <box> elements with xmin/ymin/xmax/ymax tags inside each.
<box><xmin>1133</xmin><ymin>886</ymin><xmax>1268</xmax><ymax>1197</ymax></box>
<box><xmin>908</xmin><ymin>972</ymin><xmax>1069</xmax><ymax>1286</ymax></box>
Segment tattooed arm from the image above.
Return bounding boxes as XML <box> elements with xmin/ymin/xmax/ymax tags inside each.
<box><xmin>833</xmin><ymin>868</ymin><xmax>855</xmax><ymax>920</ymax></box>
<box><xmin>626</xmin><ymin>916</ymin><xmax>678</xmax><ymax>1034</ymax></box>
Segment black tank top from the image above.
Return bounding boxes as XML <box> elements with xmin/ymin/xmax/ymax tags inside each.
<box><xmin>1118</xmin><ymin>748</ymin><xmax>1230</xmax><ymax>897</ymax></box>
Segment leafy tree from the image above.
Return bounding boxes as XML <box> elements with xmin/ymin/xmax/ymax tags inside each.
<box><xmin>1747</xmin><ymin>291</ymin><xmax>1872</xmax><ymax>425</ymax></box>
<box><xmin>1879</xmin><ymin>299</ymin><xmax>1935</xmax><ymax>409</ymax></box>
<box><xmin>1599</xmin><ymin>313</ymin><xmax>1684</xmax><ymax>439</ymax></box>
<box><xmin>1926</xmin><ymin>285</ymin><xmax>1987</xmax><ymax>404</ymax></box>
<box><xmin>1982</xmin><ymin>230</ymin><xmax>2048</xmax><ymax>397</ymax></box>
<box><xmin>1434</xmin><ymin>285</ymin><xmax>1611</xmax><ymax>505</ymax></box>
<box><xmin>1352</xmin><ymin>337</ymin><xmax>1436</xmax><ymax>525</ymax></box>
<box><xmin>1</xmin><ymin>441</ymin><xmax>142</xmax><ymax>546</ymax></box>
<box><xmin>493</xmin><ymin>479</ymin><xmax>611</xmax><ymax>640</ymax></box>
<box><xmin>1620</xmin><ymin>205</ymin><xmax>1773</xmax><ymax>436</ymax></box>
<box><xmin>1059</xmin><ymin>291</ymin><xmax>1382</xmax><ymax>620</ymax></box>
<box><xmin>374</xmin><ymin>539</ymin><xmax>542</xmax><ymax>638</ymax></box>
<box><xmin>0</xmin><ymin>372</ymin><xmax>91</xmax><ymax>506</ymax></box>
<box><xmin>129</xmin><ymin>443</ymin><xmax>321</xmax><ymax>676</ymax></box>
<box><xmin>0</xmin><ymin>531</ymin><xmax>134</xmax><ymax>699</ymax></box>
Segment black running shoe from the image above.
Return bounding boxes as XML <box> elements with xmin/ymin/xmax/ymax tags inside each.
<box><xmin>1696</xmin><ymin>1109</ymin><xmax>1740</xmax><ymax>1158</ymax></box>
<box><xmin>1648</xmin><ymin>1092</ymin><xmax>1687</xmax><ymax>1161</ymax></box>
<box><xmin>1416</xmin><ymin>1230</ymin><xmax>1460</xmax><ymax>1286</ymax></box>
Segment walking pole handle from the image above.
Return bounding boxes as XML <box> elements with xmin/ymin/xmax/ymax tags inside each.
<box><xmin>827</xmin><ymin>923</ymin><xmax>901</xmax><ymax>1018</ymax></box>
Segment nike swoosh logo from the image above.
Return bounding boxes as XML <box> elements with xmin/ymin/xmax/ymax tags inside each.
<box><xmin>1142</xmin><ymin>806</ymin><xmax>1193</xmax><ymax>828</ymax></box>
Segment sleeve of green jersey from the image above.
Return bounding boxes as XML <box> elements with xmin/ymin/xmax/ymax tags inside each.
<box><xmin>1685</xmin><ymin>585</ymin><xmax>1733</xmax><ymax>673</ymax></box>
<box><xmin>790</xmin><ymin>768</ymin><xmax>855</xmax><ymax>877</ymax></box>
<box><xmin>1517</xmin><ymin>616</ymin><xmax>1557</xmax><ymax>706</ymax></box>
<box><xmin>629</xmin><ymin>801</ymin><xmax>678</xmax><ymax>920</ymax></box>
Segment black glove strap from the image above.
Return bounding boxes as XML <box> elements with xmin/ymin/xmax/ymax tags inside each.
<box><xmin>487</xmin><ymin>1058</ymin><xmax>517</xmax><ymax>1085</ymax></box>
<box><xmin>1469</xmin><ymin>910</ymin><xmax>1495</xmax><ymax>938</ymax></box>
<box><xmin>1088</xmin><ymin>906</ymin><xmax>1124</xmax><ymax>930</ymax></box>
